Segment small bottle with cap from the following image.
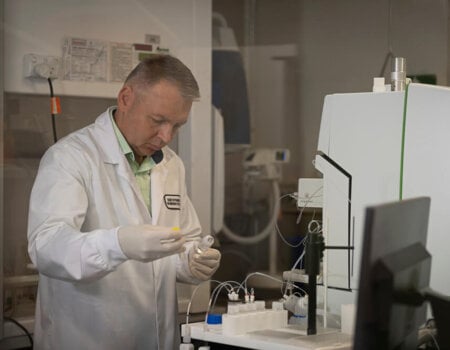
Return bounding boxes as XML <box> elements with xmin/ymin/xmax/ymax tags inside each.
<box><xmin>180</xmin><ymin>324</ymin><xmax>194</xmax><ymax>350</ymax></box>
<box><xmin>195</xmin><ymin>235</ymin><xmax>214</xmax><ymax>254</ymax></box>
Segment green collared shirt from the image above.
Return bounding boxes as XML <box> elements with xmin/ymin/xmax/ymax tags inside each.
<box><xmin>110</xmin><ymin>108</ymin><xmax>156</xmax><ymax>214</ymax></box>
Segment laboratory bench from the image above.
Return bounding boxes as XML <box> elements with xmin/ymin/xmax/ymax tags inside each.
<box><xmin>179</xmin><ymin>299</ymin><xmax>352</xmax><ymax>350</ymax></box>
<box><xmin>182</xmin><ymin>322</ymin><xmax>352</xmax><ymax>350</ymax></box>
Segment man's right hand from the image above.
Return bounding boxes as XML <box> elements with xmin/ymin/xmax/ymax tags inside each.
<box><xmin>117</xmin><ymin>225</ymin><xmax>186</xmax><ymax>262</ymax></box>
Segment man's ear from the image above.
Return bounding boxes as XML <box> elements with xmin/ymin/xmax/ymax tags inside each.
<box><xmin>117</xmin><ymin>85</ymin><xmax>135</xmax><ymax>111</ymax></box>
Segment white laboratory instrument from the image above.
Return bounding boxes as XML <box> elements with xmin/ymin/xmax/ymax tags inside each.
<box><xmin>315</xmin><ymin>83</ymin><xmax>450</xmax><ymax>313</ymax></box>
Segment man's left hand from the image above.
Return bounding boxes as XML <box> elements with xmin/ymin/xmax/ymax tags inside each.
<box><xmin>188</xmin><ymin>248</ymin><xmax>221</xmax><ymax>281</ymax></box>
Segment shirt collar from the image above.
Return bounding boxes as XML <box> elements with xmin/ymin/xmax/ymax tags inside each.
<box><xmin>109</xmin><ymin>107</ymin><xmax>134</xmax><ymax>159</ymax></box>
<box><xmin>109</xmin><ymin>107</ymin><xmax>164</xmax><ymax>166</ymax></box>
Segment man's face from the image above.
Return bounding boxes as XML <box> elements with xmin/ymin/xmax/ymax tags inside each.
<box><xmin>116</xmin><ymin>80</ymin><xmax>192</xmax><ymax>159</ymax></box>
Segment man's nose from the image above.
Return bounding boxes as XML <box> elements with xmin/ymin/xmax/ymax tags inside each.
<box><xmin>158</xmin><ymin>124</ymin><xmax>173</xmax><ymax>144</ymax></box>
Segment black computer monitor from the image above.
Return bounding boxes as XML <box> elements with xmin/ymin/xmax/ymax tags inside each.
<box><xmin>353</xmin><ymin>197</ymin><xmax>432</xmax><ymax>350</ymax></box>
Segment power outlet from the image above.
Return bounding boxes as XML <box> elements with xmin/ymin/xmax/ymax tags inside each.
<box><xmin>23</xmin><ymin>53</ymin><xmax>61</xmax><ymax>79</ymax></box>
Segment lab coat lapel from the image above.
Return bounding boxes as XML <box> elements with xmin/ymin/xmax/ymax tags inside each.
<box><xmin>150</xmin><ymin>162</ymin><xmax>168</xmax><ymax>311</ymax></box>
<box><xmin>151</xmin><ymin>162</ymin><xmax>168</xmax><ymax>225</ymax></box>
<box><xmin>116</xmin><ymin>158</ymin><xmax>150</xmax><ymax>219</ymax></box>
<box><xmin>94</xmin><ymin>110</ymin><xmax>150</xmax><ymax>221</ymax></box>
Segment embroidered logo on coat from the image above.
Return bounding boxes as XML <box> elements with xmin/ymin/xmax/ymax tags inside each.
<box><xmin>164</xmin><ymin>194</ymin><xmax>181</xmax><ymax>210</ymax></box>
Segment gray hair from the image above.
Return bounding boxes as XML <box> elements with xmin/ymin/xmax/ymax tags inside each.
<box><xmin>124</xmin><ymin>55</ymin><xmax>200</xmax><ymax>101</ymax></box>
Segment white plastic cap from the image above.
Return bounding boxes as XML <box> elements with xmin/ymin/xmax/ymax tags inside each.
<box><xmin>373</xmin><ymin>77</ymin><xmax>386</xmax><ymax>92</ymax></box>
<box><xmin>182</xmin><ymin>324</ymin><xmax>191</xmax><ymax>343</ymax></box>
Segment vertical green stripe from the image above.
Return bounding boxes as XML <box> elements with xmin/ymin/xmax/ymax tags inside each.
<box><xmin>399</xmin><ymin>83</ymin><xmax>410</xmax><ymax>200</ymax></box>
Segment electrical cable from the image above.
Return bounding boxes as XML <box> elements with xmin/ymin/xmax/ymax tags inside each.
<box><xmin>3</xmin><ymin>317</ymin><xmax>33</xmax><ymax>348</ymax></box>
<box><xmin>292</xmin><ymin>250</ymin><xmax>306</xmax><ymax>272</ymax></box>
<box><xmin>279</xmin><ymin>190</ymin><xmax>323</xmax><ymax>296</ymax></box>
<box><xmin>275</xmin><ymin>187</ymin><xmax>322</xmax><ymax>250</ymax></box>
<box><xmin>274</xmin><ymin>192</ymin><xmax>299</xmax><ymax>247</ymax></box>
<box><xmin>47</xmin><ymin>78</ymin><xmax>58</xmax><ymax>143</ymax></box>
<box><xmin>275</xmin><ymin>192</ymin><xmax>316</xmax><ymax>248</ymax></box>
<box><xmin>210</xmin><ymin>280</ymin><xmax>242</xmax><ymax>310</ymax></box>
<box><xmin>307</xmin><ymin>220</ymin><xmax>322</xmax><ymax>234</ymax></box>
<box><xmin>201</xmin><ymin>274</ymin><xmax>310</xmax><ymax>334</ymax></box>
<box><xmin>426</xmin><ymin>329</ymin><xmax>440</xmax><ymax>350</ymax></box>
<box><xmin>418</xmin><ymin>319</ymin><xmax>440</xmax><ymax>350</ymax></box>
<box><xmin>240</xmin><ymin>271</ymin><xmax>305</xmax><ymax>296</ymax></box>
<box><xmin>185</xmin><ymin>279</ymin><xmax>230</xmax><ymax>326</ymax></box>
<box><xmin>208</xmin><ymin>283</ymin><xmax>236</xmax><ymax>320</ymax></box>
<box><xmin>283</xmin><ymin>281</ymin><xmax>308</xmax><ymax>298</ymax></box>
<box><xmin>295</xmin><ymin>186</ymin><xmax>323</xmax><ymax>225</ymax></box>
<box><xmin>205</xmin><ymin>281</ymin><xmax>244</xmax><ymax>326</ymax></box>
<box><xmin>183</xmin><ymin>280</ymin><xmax>236</xmax><ymax>345</ymax></box>
<box><xmin>379</xmin><ymin>0</ymin><xmax>394</xmax><ymax>77</ymax></box>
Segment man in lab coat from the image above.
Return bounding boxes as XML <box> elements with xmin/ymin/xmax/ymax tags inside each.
<box><xmin>27</xmin><ymin>55</ymin><xmax>221</xmax><ymax>350</ymax></box>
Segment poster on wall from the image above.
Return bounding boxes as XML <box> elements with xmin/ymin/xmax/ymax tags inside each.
<box><xmin>62</xmin><ymin>37</ymin><xmax>108</xmax><ymax>82</ymax></box>
<box><xmin>62</xmin><ymin>37</ymin><xmax>166</xmax><ymax>83</ymax></box>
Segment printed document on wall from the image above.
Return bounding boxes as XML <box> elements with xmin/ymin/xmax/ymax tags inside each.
<box><xmin>110</xmin><ymin>42</ymin><xmax>133</xmax><ymax>83</ymax></box>
<box><xmin>63</xmin><ymin>37</ymin><xmax>108</xmax><ymax>82</ymax></box>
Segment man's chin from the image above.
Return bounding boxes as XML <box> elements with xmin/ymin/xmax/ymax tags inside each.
<box><xmin>143</xmin><ymin>147</ymin><xmax>159</xmax><ymax>156</ymax></box>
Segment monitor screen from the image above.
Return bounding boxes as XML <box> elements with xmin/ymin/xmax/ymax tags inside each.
<box><xmin>353</xmin><ymin>197</ymin><xmax>432</xmax><ymax>350</ymax></box>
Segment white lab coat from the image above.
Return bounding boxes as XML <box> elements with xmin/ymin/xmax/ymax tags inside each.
<box><xmin>27</xmin><ymin>109</ymin><xmax>202</xmax><ymax>350</ymax></box>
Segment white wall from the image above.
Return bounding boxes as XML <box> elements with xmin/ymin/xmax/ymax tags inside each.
<box><xmin>4</xmin><ymin>0</ymin><xmax>206</xmax><ymax>97</ymax></box>
<box><xmin>3</xmin><ymin>0</ymin><xmax>212</xmax><ymax>232</ymax></box>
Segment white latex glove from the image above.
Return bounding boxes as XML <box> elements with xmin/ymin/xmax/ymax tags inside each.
<box><xmin>188</xmin><ymin>248</ymin><xmax>221</xmax><ymax>281</ymax></box>
<box><xmin>118</xmin><ymin>225</ymin><xmax>186</xmax><ymax>262</ymax></box>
